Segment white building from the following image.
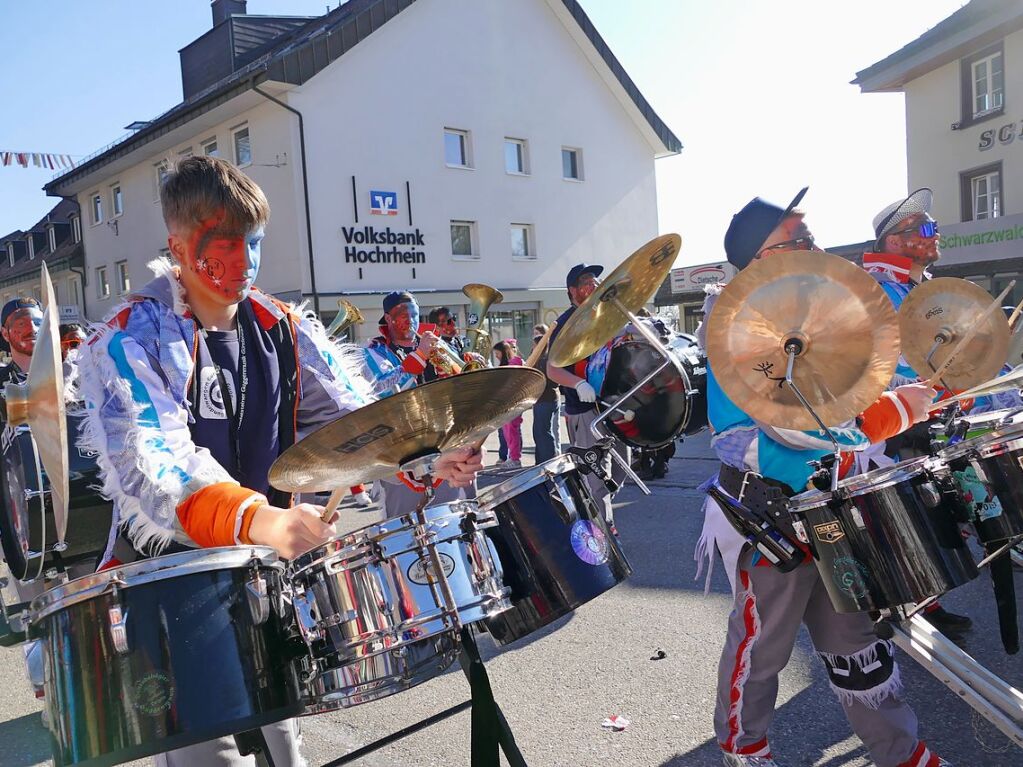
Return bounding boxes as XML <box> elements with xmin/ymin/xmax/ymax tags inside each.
<box><xmin>45</xmin><ymin>0</ymin><xmax>679</xmax><ymax>350</ymax></box>
<box><xmin>853</xmin><ymin>0</ymin><xmax>1022</xmax><ymax>312</ymax></box>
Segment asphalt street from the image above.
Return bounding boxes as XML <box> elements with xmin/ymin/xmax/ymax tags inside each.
<box><xmin>2</xmin><ymin>429</ymin><xmax>1022</xmax><ymax>766</ymax></box>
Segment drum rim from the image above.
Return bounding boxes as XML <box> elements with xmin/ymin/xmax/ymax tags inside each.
<box><xmin>29</xmin><ymin>545</ymin><xmax>280</xmax><ymax>622</ymax></box>
<box><xmin>289</xmin><ymin>500</ymin><xmax>490</xmax><ymax>575</ymax></box>
<box><xmin>476</xmin><ymin>453</ymin><xmax>579</xmax><ymax>509</ymax></box>
<box><xmin>938</xmin><ymin>419</ymin><xmax>1023</xmax><ymax>462</ymax></box>
<box><xmin>789</xmin><ymin>457</ymin><xmax>932</xmax><ymax>512</ymax></box>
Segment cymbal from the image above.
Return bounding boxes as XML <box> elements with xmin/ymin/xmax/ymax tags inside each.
<box><xmin>548</xmin><ymin>234</ymin><xmax>681</xmax><ymax>367</ymax></box>
<box><xmin>705</xmin><ymin>250</ymin><xmax>900</xmax><ymax>430</ymax></box>
<box><xmin>898</xmin><ymin>277</ymin><xmax>1011</xmax><ymax>390</ymax></box>
<box><xmin>269</xmin><ymin>367</ymin><xmax>546</xmax><ymax>492</ymax></box>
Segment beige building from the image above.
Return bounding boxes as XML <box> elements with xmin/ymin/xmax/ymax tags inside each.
<box><xmin>854</xmin><ymin>0</ymin><xmax>1022</xmax><ymax>312</ymax></box>
<box><xmin>44</xmin><ymin>0</ymin><xmax>679</xmax><ymax>353</ymax></box>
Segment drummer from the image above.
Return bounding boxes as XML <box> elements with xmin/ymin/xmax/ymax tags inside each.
<box><xmin>76</xmin><ymin>156</ymin><xmax>482</xmax><ymax>767</ymax></box>
<box><xmin>0</xmin><ymin>297</ymin><xmax>42</xmax><ymax>386</ymax></box>
<box><xmin>700</xmin><ymin>189</ymin><xmax>953</xmax><ymax>767</ymax></box>
<box><xmin>862</xmin><ymin>189</ymin><xmax>975</xmax><ymax>637</ymax></box>
<box><xmin>546</xmin><ymin>263</ymin><xmax>628</xmax><ymax>533</ymax></box>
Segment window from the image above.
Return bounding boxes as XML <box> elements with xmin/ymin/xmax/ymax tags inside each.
<box><xmin>7</xmin><ymin>243</ymin><xmax>13</xmax><ymax>267</ymax></box>
<box><xmin>69</xmin><ymin>277</ymin><xmax>81</xmax><ymax>308</ymax></box>
<box><xmin>960</xmin><ymin>162</ymin><xmax>1002</xmax><ymax>221</ymax></box>
<box><xmin>201</xmin><ymin>137</ymin><xmax>219</xmax><ymax>157</ymax></box>
<box><xmin>96</xmin><ymin>266</ymin><xmax>110</xmax><ymax>299</ymax></box>
<box><xmin>444</xmin><ymin>128</ymin><xmax>471</xmax><ymax>168</ymax></box>
<box><xmin>233</xmin><ymin>125</ymin><xmax>251</xmax><ymax>166</ymax></box>
<box><xmin>47</xmin><ymin>226</ymin><xmax>56</xmax><ymax>253</ymax></box>
<box><xmin>178</xmin><ymin>147</ymin><xmax>193</xmax><ymax>159</ymax></box>
<box><xmin>511</xmin><ymin>224</ymin><xmax>535</xmax><ymax>260</ymax></box>
<box><xmin>26</xmin><ymin>236</ymin><xmax>34</xmax><ymax>260</ymax></box>
<box><xmin>116</xmin><ymin>260</ymin><xmax>131</xmax><ymax>294</ymax></box>
<box><xmin>53</xmin><ymin>282</ymin><xmax>60</xmax><ymax>305</ymax></box>
<box><xmin>504</xmin><ymin>138</ymin><xmax>528</xmax><ymax>174</ymax></box>
<box><xmin>70</xmin><ymin>215</ymin><xmax>81</xmax><ymax>243</ymax></box>
<box><xmin>972</xmin><ymin>50</ymin><xmax>1004</xmax><ymax>117</ymax></box>
<box><xmin>111</xmin><ymin>183</ymin><xmax>123</xmax><ymax>217</ymax></box>
<box><xmin>90</xmin><ymin>193</ymin><xmax>103</xmax><ymax>225</ymax></box>
<box><xmin>154</xmin><ymin>160</ymin><xmax>170</xmax><ymax>200</ymax></box>
<box><xmin>562</xmin><ymin>147</ymin><xmax>583</xmax><ymax>180</ymax></box>
<box><xmin>450</xmin><ymin>220</ymin><xmax>478</xmax><ymax>259</ymax></box>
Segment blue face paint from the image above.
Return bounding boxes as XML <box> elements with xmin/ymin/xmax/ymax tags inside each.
<box><xmin>245</xmin><ymin>229</ymin><xmax>264</xmax><ymax>286</ymax></box>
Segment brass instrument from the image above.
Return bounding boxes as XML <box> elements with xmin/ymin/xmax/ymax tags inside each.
<box><xmin>324</xmin><ymin>298</ymin><xmax>364</xmax><ymax>340</ymax></box>
<box><xmin>417</xmin><ymin>331</ymin><xmax>465</xmax><ymax>376</ymax></box>
<box><xmin>462</xmin><ymin>283</ymin><xmax>504</xmax><ymax>365</ymax></box>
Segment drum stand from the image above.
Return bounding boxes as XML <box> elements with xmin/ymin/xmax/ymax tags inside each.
<box><xmin>316</xmin><ymin>456</ymin><xmax>528</xmax><ymax>767</ymax></box>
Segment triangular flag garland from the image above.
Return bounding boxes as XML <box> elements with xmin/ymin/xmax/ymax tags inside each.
<box><xmin>0</xmin><ymin>151</ymin><xmax>76</xmax><ymax>169</ymax></box>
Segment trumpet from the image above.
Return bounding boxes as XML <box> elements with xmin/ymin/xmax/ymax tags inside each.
<box><xmin>324</xmin><ymin>298</ymin><xmax>364</xmax><ymax>339</ymax></box>
<box><xmin>416</xmin><ymin>330</ymin><xmax>465</xmax><ymax>376</ymax></box>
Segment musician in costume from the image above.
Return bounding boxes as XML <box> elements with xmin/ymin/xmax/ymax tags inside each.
<box><xmin>862</xmin><ymin>188</ymin><xmax>973</xmax><ymax>637</ymax></box>
<box><xmin>698</xmin><ymin>189</ymin><xmax>952</xmax><ymax>767</ymax></box>
<box><xmin>546</xmin><ymin>263</ymin><xmax>628</xmax><ymax>533</ymax></box>
<box><xmin>363</xmin><ymin>289</ymin><xmax>476</xmax><ymax>517</ymax></box>
<box><xmin>76</xmin><ymin>156</ymin><xmax>482</xmax><ymax>767</ymax></box>
<box><xmin>428</xmin><ymin>305</ymin><xmax>464</xmax><ymax>356</ymax></box>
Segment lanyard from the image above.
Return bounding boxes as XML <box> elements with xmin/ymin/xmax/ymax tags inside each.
<box><xmin>197</xmin><ymin>315</ymin><xmax>248</xmax><ymax>478</ymax></box>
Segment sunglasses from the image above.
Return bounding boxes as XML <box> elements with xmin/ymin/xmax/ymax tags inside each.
<box><xmin>759</xmin><ymin>234</ymin><xmax>815</xmax><ymax>255</ymax></box>
<box><xmin>891</xmin><ymin>220</ymin><xmax>939</xmax><ymax>238</ymax></box>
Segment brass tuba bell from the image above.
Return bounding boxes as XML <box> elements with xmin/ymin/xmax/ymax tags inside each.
<box><xmin>462</xmin><ymin>283</ymin><xmax>503</xmax><ymax>365</ymax></box>
<box><xmin>324</xmin><ymin>298</ymin><xmax>365</xmax><ymax>340</ymax></box>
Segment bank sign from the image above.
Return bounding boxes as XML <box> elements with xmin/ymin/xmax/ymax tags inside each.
<box><xmin>937</xmin><ymin>211</ymin><xmax>1023</xmax><ymax>267</ymax></box>
<box><xmin>670</xmin><ymin>261</ymin><xmax>737</xmax><ymax>293</ymax></box>
<box><xmin>343</xmin><ymin>225</ymin><xmax>426</xmax><ymax>264</ymax></box>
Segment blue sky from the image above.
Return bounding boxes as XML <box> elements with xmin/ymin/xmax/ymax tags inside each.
<box><xmin>1</xmin><ymin>0</ymin><xmax>967</xmax><ymax>264</ymax></box>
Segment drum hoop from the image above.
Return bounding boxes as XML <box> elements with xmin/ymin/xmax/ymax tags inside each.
<box><xmin>476</xmin><ymin>453</ymin><xmax>579</xmax><ymax>510</ymax></box>
<box><xmin>29</xmin><ymin>545</ymin><xmax>280</xmax><ymax>622</ymax></box>
<box><xmin>789</xmin><ymin>457</ymin><xmax>932</xmax><ymax>512</ymax></box>
<box><xmin>939</xmin><ymin>422</ymin><xmax>1023</xmax><ymax>463</ymax></box>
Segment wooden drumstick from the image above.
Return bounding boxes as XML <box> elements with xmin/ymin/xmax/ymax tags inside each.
<box><xmin>925</xmin><ymin>282</ymin><xmax>1014</xmax><ymax>388</ymax></box>
<box><xmin>1008</xmin><ymin>295</ymin><xmax>1023</xmax><ymax>331</ymax></box>
<box><xmin>319</xmin><ymin>487</ymin><xmax>347</xmax><ymax>522</ymax></box>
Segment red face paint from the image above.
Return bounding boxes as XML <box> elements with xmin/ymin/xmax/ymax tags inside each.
<box><xmin>186</xmin><ymin>214</ymin><xmax>263</xmax><ymax>302</ymax></box>
<box><xmin>4</xmin><ymin>309</ymin><xmax>41</xmax><ymax>356</ymax></box>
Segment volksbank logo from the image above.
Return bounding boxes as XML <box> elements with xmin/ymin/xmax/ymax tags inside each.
<box><xmin>370</xmin><ymin>190</ymin><xmax>398</xmax><ymax>216</ymax></box>
<box><xmin>342</xmin><ymin>226</ymin><xmax>426</xmax><ymax>265</ymax></box>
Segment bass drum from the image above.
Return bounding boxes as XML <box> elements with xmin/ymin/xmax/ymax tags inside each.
<box><xmin>0</xmin><ymin>412</ymin><xmax>113</xmax><ymax>582</ymax></box>
<box><xmin>592</xmin><ymin>334</ymin><xmax>707</xmax><ymax>449</ymax></box>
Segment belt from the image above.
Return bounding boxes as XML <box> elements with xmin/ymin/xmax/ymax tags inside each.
<box><xmin>717</xmin><ymin>463</ymin><xmax>795</xmax><ymax>523</ymax></box>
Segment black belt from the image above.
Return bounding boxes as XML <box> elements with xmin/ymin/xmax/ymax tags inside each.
<box><xmin>717</xmin><ymin>463</ymin><xmax>795</xmax><ymax>521</ymax></box>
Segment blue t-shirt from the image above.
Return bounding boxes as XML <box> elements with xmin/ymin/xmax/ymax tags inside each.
<box><xmin>191</xmin><ymin>307</ymin><xmax>281</xmax><ymax>494</ymax></box>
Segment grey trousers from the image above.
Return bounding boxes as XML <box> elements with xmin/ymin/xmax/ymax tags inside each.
<box><xmin>379</xmin><ymin>476</ymin><xmax>472</xmax><ymax>520</ymax></box>
<box><xmin>152</xmin><ymin>719</ymin><xmax>305</xmax><ymax>767</ymax></box>
<box><xmin>565</xmin><ymin>409</ymin><xmax>628</xmax><ymax>524</ymax></box>
<box><xmin>714</xmin><ymin>548</ymin><xmax>921</xmax><ymax>767</ymax></box>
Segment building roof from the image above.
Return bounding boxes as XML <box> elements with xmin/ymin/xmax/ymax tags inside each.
<box><xmin>853</xmin><ymin>0</ymin><xmax>1023</xmax><ymax>92</ymax></box>
<box><xmin>46</xmin><ymin>0</ymin><xmax>681</xmax><ymax>197</ymax></box>
<box><xmin>0</xmin><ymin>201</ymin><xmax>83</xmax><ymax>289</ymax></box>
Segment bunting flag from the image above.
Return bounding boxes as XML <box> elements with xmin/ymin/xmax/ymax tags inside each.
<box><xmin>0</xmin><ymin>151</ymin><xmax>76</xmax><ymax>169</ymax></box>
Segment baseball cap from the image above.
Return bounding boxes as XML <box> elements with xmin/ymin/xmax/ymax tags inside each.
<box><xmin>566</xmin><ymin>263</ymin><xmax>604</xmax><ymax>288</ymax></box>
<box><xmin>723</xmin><ymin>187</ymin><xmax>808</xmax><ymax>270</ymax></box>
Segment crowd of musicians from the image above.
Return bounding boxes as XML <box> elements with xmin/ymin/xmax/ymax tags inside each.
<box><xmin>2</xmin><ymin>154</ymin><xmax>1021</xmax><ymax>767</ymax></box>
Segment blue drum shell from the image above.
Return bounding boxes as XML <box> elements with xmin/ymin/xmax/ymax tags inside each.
<box><xmin>30</xmin><ymin>560</ymin><xmax>302</xmax><ymax>767</ymax></box>
<box><xmin>791</xmin><ymin>460</ymin><xmax>977</xmax><ymax>613</ymax></box>
<box><xmin>481</xmin><ymin>456</ymin><xmax>632</xmax><ymax>644</ymax></box>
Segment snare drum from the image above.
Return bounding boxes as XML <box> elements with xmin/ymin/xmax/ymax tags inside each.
<box><xmin>0</xmin><ymin>412</ymin><xmax>113</xmax><ymax>581</ymax></box>
<box><xmin>478</xmin><ymin>454</ymin><xmax>632</xmax><ymax>644</ymax></box>
<box><xmin>588</xmin><ymin>333</ymin><xmax>707</xmax><ymax>448</ymax></box>
<box><xmin>938</xmin><ymin>419</ymin><xmax>1023</xmax><ymax>545</ymax></box>
<box><xmin>789</xmin><ymin>458</ymin><xmax>977</xmax><ymax>613</ymax></box>
<box><xmin>29</xmin><ymin>547</ymin><xmax>302</xmax><ymax>767</ymax></box>
<box><xmin>289</xmin><ymin>500</ymin><xmax>509</xmax><ymax>710</ymax></box>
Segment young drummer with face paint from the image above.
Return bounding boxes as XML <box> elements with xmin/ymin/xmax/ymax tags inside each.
<box><xmin>76</xmin><ymin>156</ymin><xmax>482</xmax><ymax>766</ymax></box>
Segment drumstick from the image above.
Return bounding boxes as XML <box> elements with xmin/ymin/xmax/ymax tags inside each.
<box><xmin>319</xmin><ymin>487</ymin><xmax>346</xmax><ymax>522</ymax></box>
<box><xmin>1008</xmin><ymin>295</ymin><xmax>1023</xmax><ymax>331</ymax></box>
<box><xmin>925</xmin><ymin>282</ymin><xmax>1014</xmax><ymax>388</ymax></box>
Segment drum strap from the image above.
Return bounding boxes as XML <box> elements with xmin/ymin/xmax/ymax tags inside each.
<box><xmin>717</xmin><ymin>463</ymin><xmax>795</xmax><ymax>517</ymax></box>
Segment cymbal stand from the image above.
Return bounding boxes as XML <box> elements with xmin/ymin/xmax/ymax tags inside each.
<box><xmin>886</xmin><ymin>614</ymin><xmax>1023</xmax><ymax>748</ymax></box>
<box><xmin>780</xmin><ymin>339</ymin><xmax>842</xmax><ymax>493</ymax></box>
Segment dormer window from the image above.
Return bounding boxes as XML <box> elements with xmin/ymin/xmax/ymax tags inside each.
<box><xmin>47</xmin><ymin>226</ymin><xmax>56</xmax><ymax>253</ymax></box>
<box><xmin>7</xmin><ymin>243</ymin><xmax>13</xmax><ymax>268</ymax></box>
<box><xmin>70</xmin><ymin>215</ymin><xmax>81</xmax><ymax>243</ymax></box>
<box><xmin>27</xmin><ymin>236</ymin><xmax>35</xmax><ymax>260</ymax></box>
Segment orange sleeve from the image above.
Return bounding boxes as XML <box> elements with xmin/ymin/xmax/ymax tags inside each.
<box><xmin>402</xmin><ymin>351</ymin><xmax>427</xmax><ymax>375</ymax></box>
<box><xmin>176</xmin><ymin>482</ymin><xmax>267</xmax><ymax>548</ymax></box>
<box><xmin>859</xmin><ymin>392</ymin><xmax>912</xmax><ymax>443</ymax></box>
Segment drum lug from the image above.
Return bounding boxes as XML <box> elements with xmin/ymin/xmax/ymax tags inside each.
<box><xmin>24</xmin><ymin>488</ymin><xmax>49</xmax><ymax>501</ymax></box>
<box><xmin>549</xmin><ymin>476</ymin><xmax>578</xmax><ymax>522</ymax></box>
<box><xmin>108</xmin><ymin>598</ymin><xmax>130</xmax><ymax>655</ymax></box>
<box><xmin>246</xmin><ymin>570</ymin><xmax>270</xmax><ymax>625</ymax></box>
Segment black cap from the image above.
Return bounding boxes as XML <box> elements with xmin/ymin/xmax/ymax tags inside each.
<box><xmin>382</xmin><ymin>290</ymin><xmax>417</xmax><ymax>314</ymax></box>
<box><xmin>723</xmin><ymin>187</ymin><xmax>808</xmax><ymax>270</ymax></box>
<box><xmin>566</xmin><ymin>263</ymin><xmax>604</xmax><ymax>288</ymax></box>
<box><xmin>1</xmin><ymin>297</ymin><xmax>42</xmax><ymax>327</ymax></box>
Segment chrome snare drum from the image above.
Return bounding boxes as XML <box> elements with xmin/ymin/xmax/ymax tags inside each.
<box><xmin>289</xmin><ymin>500</ymin><xmax>509</xmax><ymax>710</ymax></box>
<box><xmin>29</xmin><ymin>547</ymin><xmax>301</xmax><ymax>767</ymax></box>
<box><xmin>478</xmin><ymin>454</ymin><xmax>632</xmax><ymax>644</ymax></box>
<box><xmin>789</xmin><ymin>458</ymin><xmax>977</xmax><ymax>614</ymax></box>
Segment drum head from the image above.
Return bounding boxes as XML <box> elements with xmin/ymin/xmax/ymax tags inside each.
<box><xmin>0</xmin><ymin>427</ymin><xmax>43</xmax><ymax>581</ymax></box>
<box><xmin>600</xmin><ymin>341</ymin><xmax>688</xmax><ymax>448</ymax></box>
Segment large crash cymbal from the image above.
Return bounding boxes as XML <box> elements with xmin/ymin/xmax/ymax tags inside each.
<box><xmin>548</xmin><ymin>234</ymin><xmax>681</xmax><ymax>367</ymax></box>
<box><xmin>705</xmin><ymin>250</ymin><xmax>900</xmax><ymax>430</ymax></box>
<box><xmin>269</xmin><ymin>367</ymin><xmax>546</xmax><ymax>492</ymax></box>
<box><xmin>899</xmin><ymin>277</ymin><xmax>1011</xmax><ymax>390</ymax></box>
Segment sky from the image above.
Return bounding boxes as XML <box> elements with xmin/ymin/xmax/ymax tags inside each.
<box><xmin>0</xmin><ymin>0</ymin><xmax>969</xmax><ymax>267</ymax></box>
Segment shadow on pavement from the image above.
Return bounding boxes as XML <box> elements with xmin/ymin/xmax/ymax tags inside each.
<box><xmin>0</xmin><ymin>712</ymin><xmax>52</xmax><ymax>767</ymax></box>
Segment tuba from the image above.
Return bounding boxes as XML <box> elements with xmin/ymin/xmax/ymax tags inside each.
<box><xmin>462</xmin><ymin>283</ymin><xmax>503</xmax><ymax>368</ymax></box>
<box><xmin>324</xmin><ymin>298</ymin><xmax>364</xmax><ymax>340</ymax></box>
